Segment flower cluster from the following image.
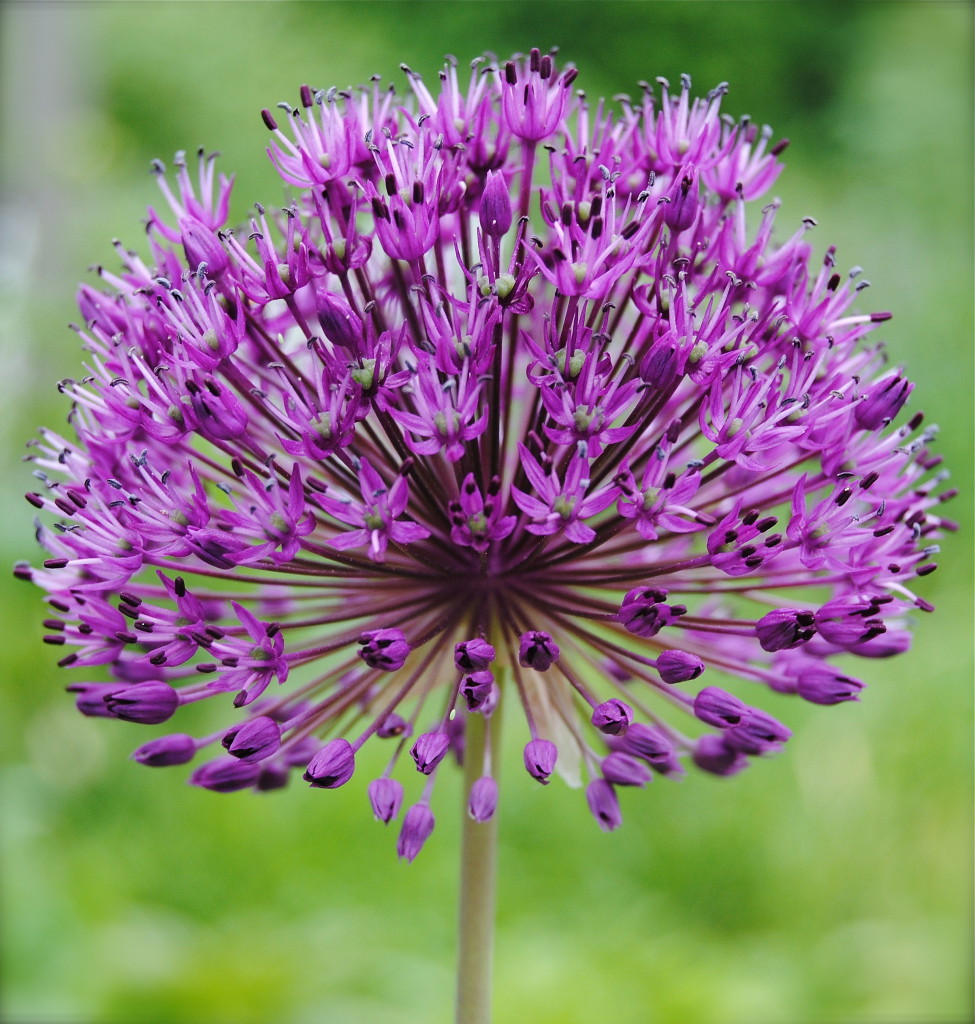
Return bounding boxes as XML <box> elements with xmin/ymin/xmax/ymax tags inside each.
<box><xmin>21</xmin><ymin>50</ymin><xmax>951</xmax><ymax>859</ymax></box>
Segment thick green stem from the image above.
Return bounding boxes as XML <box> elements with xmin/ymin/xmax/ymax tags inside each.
<box><xmin>455</xmin><ymin>709</ymin><xmax>500</xmax><ymax>1024</ymax></box>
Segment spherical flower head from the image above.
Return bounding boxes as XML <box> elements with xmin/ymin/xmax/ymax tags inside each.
<box><xmin>24</xmin><ymin>51</ymin><xmax>949</xmax><ymax>858</ymax></box>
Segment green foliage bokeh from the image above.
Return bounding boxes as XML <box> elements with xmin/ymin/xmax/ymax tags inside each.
<box><xmin>1</xmin><ymin>3</ymin><xmax>971</xmax><ymax>1023</ymax></box>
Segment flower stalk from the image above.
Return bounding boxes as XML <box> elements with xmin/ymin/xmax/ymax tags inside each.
<box><xmin>456</xmin><ymin>707</ymin><xmax>500</xmax><ymax>1024</ymax></box>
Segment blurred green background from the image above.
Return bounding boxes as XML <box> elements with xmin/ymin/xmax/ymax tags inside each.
<box><xmin>1</xmin><ymin>2</ymin><xmax>971</xmax><ymax>1023</ymax></box>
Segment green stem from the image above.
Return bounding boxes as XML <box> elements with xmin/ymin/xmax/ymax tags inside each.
<box><xmin>455</xmin><ymin>709</ymin><xmax>500</xmax><ymax>1024</ymax></box>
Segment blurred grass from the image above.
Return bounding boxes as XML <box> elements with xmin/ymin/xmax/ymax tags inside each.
<box><xmin>1</xmin><ymin>3</ymin><xmax>972</xmax><ymax>1023</ymax></box>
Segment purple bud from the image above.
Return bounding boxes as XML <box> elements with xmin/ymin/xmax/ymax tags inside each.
<box><xmin>445</xmin><ymin>713</ymin><xmax>466</xmax><ymax>763</ymax></box>
<box><xmin>468</xmin><ymin>776</ymin><xmax>499</xmax><ymax>822</ymax></box>
<box><xmin>648</xmin><ymin>749</ymin><xmax>686</xmax><ymax>778</ymax></box>
<box><xmin>640</xmin><ymin>340</ymin><xmax>681</xmax><ymax>390</ymax></box>
<box><xmin>585</xmin><ymin>778</ymin><xmax>623</xmax><ymax>832</ymax></box>
<box><xmin>104</xmin><ymin>682</ymin><xmax>179</xmax><ymax>725</ymax></box>
<box><xmin>663</xmin><ymin>166</ymin><xmax>700</xmax><ymax>233</ymax></box>
<box><xmin>460</xmin><ymin>671</ymin><xmax>497</xmax><ymax>713</ymax></box>
<box><xmin>692</xmin><ymin>734</ymin><xmax>749</xmax><ymax>776</ymax></box>
<box><xmin>618</xmin><ymin>587</ymin><xmax>685</xmax><ymax>638</ymax></box>
<box><xmin>693</xmin><ymin>686</ymin><xmax>751</xmax><ymax>728</ymax></box>
<box><xmin>657</xmin><ymin>649</ymin><xmax>705</xmax><ymax>683</ymax></box>
<box><xmin>755</xmin><ymin>609</ymin><xmax>817</xmax><ymax>652</ymax></box>
<box><xmin>376</xmin><ymin>712</ymin><xmax>412</xmax><ymax>739</ymax></box>
<box><xmin>723</xmin><ymin>709</ymin><xmax>791</xmax><ymax>755</ymax></box>
<box><xmin>854</xmin><ymin>374</ymin><xmax>912</xmax><ymax>430</ymax></box>
<box><xmin>222</xmin><ymin>716</ymin><xmax>282</xmax><ymax>762</ymax></box>
<box><xmin>397</xmin><ymin>802</ymin><xmax>435</xmax><ymax>862</ymax></box>
<box><xmin>131</xmin><ymin>733</ymin><xmax>197</xmax><ymax>767</ymax></box>
<box><xmin>856</xmin><ymin>628</ymin><xmax>912</xmax><ymax>658</ymax></box>
<box><xmin>622</xmin><ymin>722</ymin><xmax>674</xmax><ymax>763</ymax></box>
<box><xmin>368</xmin><ymin>777</ymin><xmax>404</xmax><ymax>823</ymax></box>
<box><xmin>256</xmin><ymin>763</ymin><xmax>291</xmax><ymax>791</ymax></box>
<box><xmin>68</xmin><ymin>682</ymin><xmax>121</xmax><ymax>718</ymax></box>
<box><xmin>815</xmin><ymin>597</ymin><xmax>887</xmax><ymax>647</ymax></box>
<box><xmin>189</xmin><ymin>756</ymin><xmax>262</xmax><ymax>793</ymax></box>
<box><xmin>523</xmin><ymin>738</ymin><xmax>558</xmax><ymax>783</ymax></box>
<box><xmin>795</xmin><ymin>666</ymin><xmax>865</xmax><ymax>705</ymax></box>
<box><xmin>591</xmin><ymin>698</ymin><xmax>633</xmax><ymax>735</ymax></box>
<box><xmin>358</xmin><ymin>628</ymin><xmax>410</xmax><ymax>671</ymax></box>
<box><xmin>179</xmin><ymin>217</ymin><xmax>229</xmax><ymax>276</ymax></box>
<box><xmin>478</xmin><ymin>170</ymin><xmax>513</xmax><ymax>239</ymax></box>
<box><xmin>601</xmin><ymin>752</ymin><xmax>652</xmax><ymax>787</ymax></box>
<box><xmin>455</xmin><ymin>638</ymin><xmax>496</xmax><ymax>672</ymax></box>
<box><xmin>316</xmin><ymin>292</ymin><xmax>363</xmax><ymax>350</ymax></box>
<box><xmin>518</xmin><ymin>630</ymin><xmax>560</xmax><ymax>671</ymax></box>
<box><xmin>410</xmin><ymin>731</ymin><xmax>450</xmax><ymax>775</ymax></box>
<box><xmin>303</xmin><ymin>737</ymin><xmax>356</xmax><ymax>788</ymax></box>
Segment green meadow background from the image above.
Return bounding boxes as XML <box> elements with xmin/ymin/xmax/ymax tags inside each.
<box><xmin>2</xmin><ymin>3</ymin><xmax>971</xmax><ymax>1022</ymax></box>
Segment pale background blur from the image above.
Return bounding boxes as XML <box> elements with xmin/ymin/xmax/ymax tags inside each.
<box><xmin>2</xmin><ymin>3</ymin><xmax>972</xmax><ymax>1023</ymax></box>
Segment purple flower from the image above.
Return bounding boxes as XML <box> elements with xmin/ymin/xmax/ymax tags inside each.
<box><xmin>24</xmin><ymin>52</ymin><xmax>949</xmax><ymax>857</ymax></box>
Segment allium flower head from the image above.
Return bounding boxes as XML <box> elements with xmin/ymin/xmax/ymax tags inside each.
<box><xmin>21</xmin><ymin>49</ymin><xmax>952</xmax><ymax>858</ymax></box>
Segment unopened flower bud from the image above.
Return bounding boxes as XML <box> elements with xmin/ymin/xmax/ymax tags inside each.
<box><xmin>618</xmin><ymin>587</ymin><xmax>685</xmax><ymax>638</ymax></box>
<box><xmin>376</xmin><ymin>712</ymin><xmax>412</xmax><ymax>739</ymax></box>
<box><xmin>756</xmin><ymin>609</ymin><xmax>816</xmax><ymax>652</ymax></box>
<box><xmin>189</xmin><ymin>756</ymin><xmax>262</xmax><ymax>793</ymax></box>
<box><xmin>523</xmin><ymin>738</ymin><xmax>558</xmax><ymax>783</ymax></box>
<box><xmin>397</xmin><ymin>802</ymin><xmax>435</xmax><ymax>862</ymax></box>
<box><xmin>855</xmin><ymin>373</ymin><xmax>912</xmax><ymax>430</ymax></box>
<box><xmin>358</xmin><ymin>628</ymin><xmax>410</xmax><ymax>670</ymax></box>
<box><xmin>304</xmin><ymin>738</ymin><xmax>356</xmax><ymax>788</ymax></box>
<box><xmin>410</xmin><ymin>731</ymin><xmax>450</xmax><ymax>775</ymax></box>
<box><xmin>622</xmin><ymin>722</ymin><xmax>674</xmax><ymax>763</ymax></box>
<box><xmin>601</xmin><ymin>752</ymin><xmax>652</xmax><ymax>787</ymax></box>
<box><xmin>131</xmin><ymin>733</ymin><xmax>197</xmax><ymax>767</ymax></box>
<box><xmin>316</xmin><ymin>292</ymin><xmax>363</xmax><ymax>350</ymax></box>
<box><xmin>591</xmin><ymin>698</ymin><xmax>633</xmax><ymax>735</ymax></box>
<box><xmin>795</xmin><ymin>666</ymin><xmax>865</xmax><ymax>705</ymax></box>
<box><xmin>724</xmin><ymin>709</ymin><xmax>791</xmax><ymax>755</ymax></box>
<box><xmin>478</xmin><ymin>170</ymin><xmax>513</xmax><ymax>239</ymax></box>
<box><xmin>693</xmin><ymin>686</ymin><xmax>750</xmax><ymax>728</ymax></box>
<box><xmin>663</xmin><ymin>166</ymin><xmax>700</xmax><ymax>233</ymax></box>
<box><xmin>656</xmin><ymin>649</ymin><xmax>705</xmax><ymax>683</ymax></box>
<box><xmin>68</xmin><ymin>682</ymin><xmax>120</xmax><ymax>718</ymax></box>
<box><xmin>692</xmin><ymin>734</ymin><xmax>749</xmax><ymax>776</ymax></box>
<box><xmin>455</xmin><ymin>638</ymin><xmax>496</xmax><ymax>672</ymax></box>
<box><xmin>222</xmin><ymin>715</ymin><xmax>282</xmax><ymax>762</ymax></box>
<box><xmin>368</xmin><ymin>777</ymin><xmax>404</xmax><ymax>823</ymax></box>
<box><xmin>460</xmin><ymin>671</ymin><xmax>497</xmax><ymax>713</ymax></box>
<box><xmin>518</xmin><ymin>630</ymin><xmax>560</xmax><ymax>670</ymax></box>
<box><xmin>468</xmin><ymin>775</ymin><xmax>499</xmax><ymax>822</ymax></box>
<box><xmin>104</xmin><ymin>682</ymin><xmax>179</xmax><ymax>725</ymax></box>
<box><xmin>585</xmin><ymin>778</ymin><xmax>623</xmax><ymax>831</ymax></box>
